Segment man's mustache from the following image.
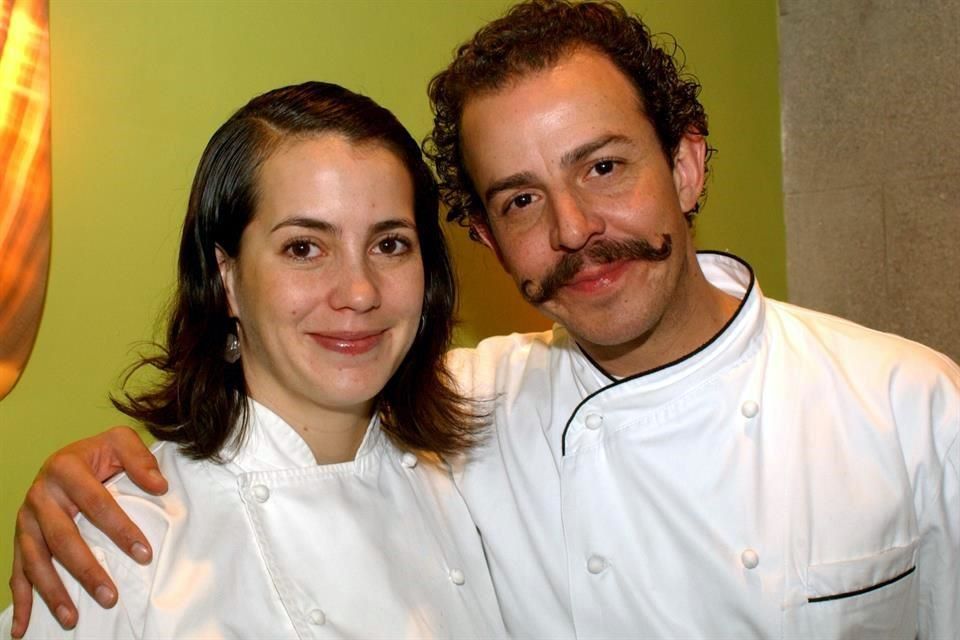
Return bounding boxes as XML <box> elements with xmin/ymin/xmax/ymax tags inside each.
<box><xmin>521</xmin><ymin>234</ymin><xmax>672</xmax><ymax>305</ymax></box>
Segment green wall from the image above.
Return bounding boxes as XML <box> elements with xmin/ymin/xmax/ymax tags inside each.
<box><xmin>0</xmin><ymin>0</ymin><xmax>783</xmax><ymax>611</ymax></box>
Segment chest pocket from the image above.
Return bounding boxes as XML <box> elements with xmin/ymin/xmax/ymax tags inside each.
<box><xmin>783</xmin><ymin>542</ymin><xmax>919</xmax><ymax>639</ymax></box>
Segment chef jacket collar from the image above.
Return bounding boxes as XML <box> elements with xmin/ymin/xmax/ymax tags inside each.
<box><xmin>224</xmin><ymin>399</ymin><xmax>383</xmax><ymax>472</ymax></box>
<box><xmin>560</xmin><ymin>252</ymin><xmax>761</xmax><ymax>453</ymax></box>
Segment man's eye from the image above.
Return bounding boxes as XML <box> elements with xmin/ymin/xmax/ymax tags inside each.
<box><xmin>593</xmin><ymin>160</ymin><xmax>616</xmax><ymax>175</ymax></box>
<box><xmin>499</xmin><ymin>191</ymin><xmax>539</xmax><ymax>217</ymax></box>
<box><xmin>511</xmin><ymin>193</ymin><xmax>533</xmax><ymax>209</ymax></box>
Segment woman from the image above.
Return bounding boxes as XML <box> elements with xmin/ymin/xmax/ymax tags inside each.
<box><xmin>2</xmin><ymin>81</ymin><xmax>505</xmax><ymax>638</ymax></box>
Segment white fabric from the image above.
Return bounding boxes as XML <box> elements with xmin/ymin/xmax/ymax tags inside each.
<box><xmin>3</xmin><ymin>401</ymin><xmax>507</xmax><ymax>639</ymax></box>
<box><xmin>449</xmin><ymin>252</ymin><xmax>960</xmax><ymax>639</ymax></box>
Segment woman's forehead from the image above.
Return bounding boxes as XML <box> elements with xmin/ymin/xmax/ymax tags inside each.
<box><xmin>251</xmin><ymin>136</ymin><xmax>416</xmax><ymax>230</ymax></box>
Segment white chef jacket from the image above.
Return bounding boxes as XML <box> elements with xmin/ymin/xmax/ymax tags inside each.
<box><xmin>449</xmin><ymin>251</ymin><xmax>959</xmax><ymax>639</ymax></box>
<box><xmin>2</xmin><ymin>401</ymin><xmax>507</xmax><ymax>639</ymax></box>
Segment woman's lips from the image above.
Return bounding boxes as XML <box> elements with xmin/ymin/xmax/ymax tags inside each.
<box><xmin>309</xmin><ymin>330</ymin><xmax>385</xmax><ymax>355</ymax></box>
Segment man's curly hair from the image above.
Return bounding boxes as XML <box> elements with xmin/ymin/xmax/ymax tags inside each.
<box><xmin>424</xmin><ymin>0</ymin><xmax>714</xmax><ymax>238</ymax></box>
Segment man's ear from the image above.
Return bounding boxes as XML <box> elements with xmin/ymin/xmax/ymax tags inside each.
<box><xmin>470</xmin><ymin>217</ymin><xmax>505</xmax><ymax>264</ymax></box>
<box><xmin>215</xmin><ymin>246</ymin><xmax>239</xmax><ymax>318</ymax></box>
<box><xmin>671</xmin><ymin>132</ymin><xmax>707</xmax><ymax>215</ymax></box>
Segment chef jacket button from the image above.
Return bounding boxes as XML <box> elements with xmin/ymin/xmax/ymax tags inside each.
<box><xmin>741</xmin><ymin>548</ymin><xmax>760</xmax><ymax>569</ymax></box>
<box><xmin>308</xmin><ymin>609</ymin><xmax>326</xmax><ymax>625</ymax></box>
<box><xmin>401</xmin><ymin>452</ymin><xmax>418</xmax><ymax>468</ymax></box>
<box><xmin>251</xmin><ymin>484</ymin><xmax>270</xmax><ymax>503</ymax></box>
<box><xmin>741</xmin><ymin>400</ymin><xmax>760</xmax><ymax>418</ymax></box>
<box><xmin>585</xmin><ymin>413</ymin><xmax>603</xmax><ymax>430</ymax></box>
<box><xmin>449</xmin><ymin>568</ymin><xmax>465</xmax><ymax>585</ymax></box>
<box><xmin>587</xmin><ymin>555</ymin><xmax>606</xmax><ymax>574</ymax></box>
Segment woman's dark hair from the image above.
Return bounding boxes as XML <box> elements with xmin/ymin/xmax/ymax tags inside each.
<box><xmin>425</xmin><ymin>0</ymin><xmax>714</xmax><ymax>236</ymax></box>
<box><xmin>114</xmin><ymin>81</ymin><xmax>482</xmax><ymax>460</ymax></box>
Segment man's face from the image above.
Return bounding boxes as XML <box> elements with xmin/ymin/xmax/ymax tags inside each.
<box><xmin>460</xmin><ymin>48</ymin><xmax>705</xmax><ymax>365</ymax></box>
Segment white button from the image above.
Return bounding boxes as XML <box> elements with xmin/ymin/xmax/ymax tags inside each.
<box><xmin>401</xmin><ymin>452</ymin><xmax>418</xmax><ymax>468</ymax></box>
<box><xmin>741</xmin><ymin>400</ymin><xmax>759</xmax><ymax>418</ymax></box>
<box><xmin>741</xmin><ymin>548</ymin><xmax>759</xmax><ymax>569</ymax></box>
<box><xmin>585</xmin><ymin>413</ymin><xmax>603</xmax><ymax>430</ymax></box>
<box><xmin>587</xmin><ymin>555</ymin><xmax>606</xmax><ymax>574</ymax></box>
<box><xmin>449</xmin><ymin>568</ymin><xmax>465</xmax><ymax>585</ymax></box>
<box><xmin>308</xmin><ymin>608</ymin><xmax>326</xmax><ymax>625</ymax></box>
<box><xmin>251</xmin><ymin>485</ymin><xmax>270</xmax><ymax>503</ymax></box>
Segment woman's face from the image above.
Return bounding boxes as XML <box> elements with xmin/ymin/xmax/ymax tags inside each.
<box><xmin>218</xmin><ymin>134</ymin><xmax>424</xmax><ymax>426</ymax></box>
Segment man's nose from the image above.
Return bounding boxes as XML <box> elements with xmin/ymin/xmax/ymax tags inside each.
<box><xmin>548</xmin><ymin>192</ymin><xmax>604</xmax><ymax>252</ymax></box>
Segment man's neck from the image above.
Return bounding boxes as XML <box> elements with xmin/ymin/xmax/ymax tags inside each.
<box><xmin>580</xmin><ymin>261</ymin><xmax>742</xmax><ymax>378</ymax></box>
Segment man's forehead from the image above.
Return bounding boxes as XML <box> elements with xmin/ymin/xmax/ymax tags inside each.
<box><xmin>459</xmin><ymin>50</ymin><xmax>648</xmax><ymax>157</ymax></box>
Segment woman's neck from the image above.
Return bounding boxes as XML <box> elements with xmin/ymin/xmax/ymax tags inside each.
<box><xmin>248</xmin><ymin>386</ymin><xmax>374</xmax><ymax>465</ymax></box>
<box><xmin>289</xmin><ymin>407</ymin><xmax>372</xmax><ymax>465</ymax></box>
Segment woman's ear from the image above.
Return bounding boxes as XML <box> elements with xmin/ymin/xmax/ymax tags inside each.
<box><xmin>215</xmin><ymin>246</ymin><xmax>239</xmax><ymax>318</ymax></box>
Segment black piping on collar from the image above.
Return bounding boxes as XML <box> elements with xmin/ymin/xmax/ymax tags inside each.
<box><xmin>560</xmin><ymin>251</ymin><xmax>755</xmax><ymax>456</ymax></box>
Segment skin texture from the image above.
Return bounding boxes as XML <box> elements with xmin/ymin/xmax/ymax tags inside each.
<box><xmin>8</xmin><ymin>49</ymin><xmax>741</xmax><ymax>636</ymax></box>
<box><xmin>462</xmin><ymin>49</ymin><xmax>738</xmax><ymax>377</ymax></box>
<box><xmin>8</xmin><ymin>135</ymin><xmax>425</xmax><ymax>636</ymax></box>
<box><xmin>219</xmin><ymin>135</ymin><xmax>424</xmax><ymax>463</ymax></box>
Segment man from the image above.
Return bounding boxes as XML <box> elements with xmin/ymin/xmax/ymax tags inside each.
<box><xmin>9</xmin><ymin>1</ymin><xmax>959</xmax><ymax>638</ymax></box>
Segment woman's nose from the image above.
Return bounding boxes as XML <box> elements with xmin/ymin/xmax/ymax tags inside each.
<box><xmin>329</xmin><ymin>262</ymin><xmax>381</xmax><ymax>312</ymax></box>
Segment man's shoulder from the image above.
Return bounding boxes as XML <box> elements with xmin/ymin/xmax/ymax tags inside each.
<box><xmin>447</xmin><ymin>328</ymin><xmax>561</xmax><ymax>370</ymax></box>
<box><xmin>445</xmin><ymin>328</ymin><xmax>570</xmax><ymax>396</ymax></box>
<box><xmin>764</xmin><ymin>299</ymin><xmax>959</xmax><ymax>476</ymax></box>
<box><xmin>767</xmin><ymin>300</ymin><xmax>958</xmax><ymax>362</ymax></box>
<box><xmin>765</xmin><ymin>298</ymin><xmax>959</xmax><ymax>379</ymax></box>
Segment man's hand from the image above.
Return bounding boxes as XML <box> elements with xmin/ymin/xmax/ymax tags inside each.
<box><xmin>8</xmin><ymin>426</ymin><xmax>167</xmax><ymax>638</ymax></box>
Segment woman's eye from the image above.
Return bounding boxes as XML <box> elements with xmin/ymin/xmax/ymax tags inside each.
<box><xmin>374</xmin><ymin>235</ymin><xmax>410</xmax><ymax>256</ymax></box>
<box><xmin>285</xmin><ymin>240</ymin><xmax>319</xmax><ymax>260</ymax></box>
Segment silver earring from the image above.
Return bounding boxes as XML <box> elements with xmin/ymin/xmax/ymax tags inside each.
<box><xmin>417</xmin><ymin>313</ymin><xmax>426</xmax><ymax>338</ymax></box>
<box><xmin>225</xmin><ymin>331</ymin><xmax>241</xmax><ymax>364</ymax></box>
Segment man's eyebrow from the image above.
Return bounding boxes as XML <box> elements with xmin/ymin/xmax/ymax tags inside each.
<box><xmin>270</xmin><ymin>217</ymin><xmax>337</xmax><ymax>234</ymax></box>
<box><xmin>481</xmin><ymin>135</ymin><xmax>634</xmax><ymax>206</ymax></box>
<box><xmin>483</xmin><ymin>171</ymin><xmax>538</xmax><ymax>206</ymax></box>
<box><xmin>560</xmin><ymin>134</ymin><xmax>632</xmax><ymax>168</ymax></box>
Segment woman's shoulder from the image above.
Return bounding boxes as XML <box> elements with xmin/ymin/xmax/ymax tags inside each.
<box><xmin>81</xmin><ymin>441</ymin><xmax>240</xmax><ymax>568</ymax></box>
<box><xmin>102</xmin><ymin>441</ymin><xmax>214</xmax><ymax>513</ymax></box>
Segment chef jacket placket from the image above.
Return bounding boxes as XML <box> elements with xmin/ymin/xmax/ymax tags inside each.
<box><xmin>558</xmin><ymin>359</ymin><xmax>794</xmax><ymax>636</ymax></box>
<box><xmin>555</xmin><ymin>260</ymin><xmax>794</xmax><ymax>638</ymax></box>
<box><xmin>237</xmin><ymin>434</ymin><xmax>504</xmax><ymax>639</ymax></box>
<box><xmin>240</xmin><ymin>470</ymin><xmax>329</xmax><ymax>639</ymax></box>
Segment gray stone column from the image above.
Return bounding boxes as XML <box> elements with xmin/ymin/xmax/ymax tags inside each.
<box><xmin>779</xmin><ymin>0</ymin><xmax>960</xmax><ymax>361</ymax></box>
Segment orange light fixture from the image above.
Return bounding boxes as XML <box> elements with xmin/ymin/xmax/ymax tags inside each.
<box><xmin>0</xmin><ymin>0</ymin><xmax>51</xmax><ymax>399</ymax></box>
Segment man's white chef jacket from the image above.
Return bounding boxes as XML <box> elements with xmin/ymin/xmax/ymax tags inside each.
<box><xmin>2</xmin><ymin>401</ymin><xmax>506</xmax><ymax>639</ymax></box>
<box><xmin>449</xmin><ymin>252</ymin><xmax>959</xmax><ymax>639</ymax></box>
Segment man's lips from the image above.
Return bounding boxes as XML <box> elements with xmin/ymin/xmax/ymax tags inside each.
<box><xmin>308</xmin><ymin>330</ymin><xmax>386</xmax><ymax>355</ymax></box>
<box><xmin>562</xmin><ymin>260</ymin><xmax>632</xmax><ymax>293</ymax></box>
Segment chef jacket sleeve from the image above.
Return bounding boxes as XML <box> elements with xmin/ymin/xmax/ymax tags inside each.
<box><xmin>917</xmin><ymin>431</ymin><xmax>959</xmax><ymax>640</ymax></box>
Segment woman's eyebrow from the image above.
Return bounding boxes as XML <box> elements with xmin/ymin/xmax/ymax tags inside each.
<box><xmin>270</xmin><ymin>217</ymin><xmax>337</xmax><ymax>234</ymax></box>
<box><xmin>270</xmin><ymin>217</ymin><xmax>415</xmax><ymax>235</ymax></box>
<box><xmin>370</xmin><ymin>219</ymin><xmax>417</xmax><ymax>234</ymax></box>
